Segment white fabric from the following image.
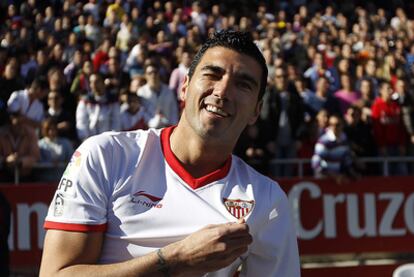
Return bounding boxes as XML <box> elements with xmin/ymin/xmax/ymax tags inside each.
<box><xmin>75</xmin><ymin>97</ymin><xmax>120</xmax><ymax>140</ymax></box>
<box><xmin>120</xmin><ymin>105</ymin><xmax>158</xmax><ymax>130</ymax></box>
<box><xmin>137</xmin><ymin>84</ymin><xmax>179</xmax><ymax>127</ymax></box>
<box><xmin>393</xmin><ymin>264</ymin><xmax>414</xmax><ymax>277</ymax></box>
<box><xmin>7</xmin><ymin>89</ymin><xmax>44</xmax><ymax>122</ymax></box>
<box><xmin>45</xmin><ymin>128</ymin><xmax>300</xmax><ymax>276</ymax></box>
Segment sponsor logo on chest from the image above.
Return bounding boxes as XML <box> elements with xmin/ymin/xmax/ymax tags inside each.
<box><xmin>131</xmin><ymin>191</ymin><xmax>163</xmax><ymax>208</ymax></box>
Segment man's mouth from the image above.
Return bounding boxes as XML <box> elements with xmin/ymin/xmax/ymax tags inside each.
<box><xmin>205</xmin><ymin>104</ymin><xmax>230</xmax><ymax>117</ymax></box>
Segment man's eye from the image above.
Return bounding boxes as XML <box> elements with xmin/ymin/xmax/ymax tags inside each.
<box><xmin>204</xmin><ymin>73</ymin><xmax>220</xmax><ymax>80</ymax></box>
<box><xmin>238</xmin><ymin>81</ymin><xmax>252</xmax><ymax>91</ymax></box>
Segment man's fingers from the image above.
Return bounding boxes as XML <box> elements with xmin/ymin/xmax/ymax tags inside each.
<box><xmin>219</xmin><ymin>222</ymin><xmax>250</xmax><ymax>238</ymax></box>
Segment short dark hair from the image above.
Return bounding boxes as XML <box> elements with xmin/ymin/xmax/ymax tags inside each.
<box><xmin>31</xmin><ymin>76</ymin><xmax>49</xmax><ymax>90</ymax></box>
<box><xmin>188</xmin><ymin>30</ymin><xmax>268</xmax><ymax>100</ymax></box>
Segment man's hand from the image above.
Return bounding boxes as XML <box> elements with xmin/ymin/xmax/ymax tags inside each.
<box><xmin>40</xmin><ymin>221</ymin><xmax>252</xmax><ymax>277</ymax></box>
<box><xmin>163</xmin><ymin>220</ymin><xmax>252</xmax><ymax>276</ymax></box>
<box><xmin>6</xmin><ymin>152</ymin><xmax>19</xmax><ymax>166</ymax></box>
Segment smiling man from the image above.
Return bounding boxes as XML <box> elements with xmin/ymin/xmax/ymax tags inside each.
<box><xmin>40</xmin><ymin>30</ymin><xmax>300</xmax><ymax>277</ymax></box>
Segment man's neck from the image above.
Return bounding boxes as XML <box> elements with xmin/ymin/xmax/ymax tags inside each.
<box><xmin>149</xmin><ymin>83</ymin><xmax>161</xmax><ymax>93</ymax></box>
<box><xmin>170</xmin><ymin>122</ymin><xmax>233</xmax><ymax>178</ymax></box>
<box><xmin>316</xmin><ymin>90</ymin><xmax>326</xmax><ymax>98</ymax></box>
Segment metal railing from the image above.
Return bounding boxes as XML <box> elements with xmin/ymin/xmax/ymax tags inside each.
<box><xmin>269</xmin><ymin>156</ymin><xmax>414</xmax><ymax>178</ymax></box>
<box><xmin>3</xmin><ymin>156</ymin><xmax>414</xmax><ymax>185</ymax></box>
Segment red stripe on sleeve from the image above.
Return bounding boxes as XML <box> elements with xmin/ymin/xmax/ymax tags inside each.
<box><xmin>44</xmin><ymin>221</ymin><xmax>107</xmax><ymax>232</ymax></box>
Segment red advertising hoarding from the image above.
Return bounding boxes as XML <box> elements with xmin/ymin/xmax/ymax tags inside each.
<box><xmin>279</xmin><ymin>177</ymin><xmax>414</xmax><ymax>255</ymax></box>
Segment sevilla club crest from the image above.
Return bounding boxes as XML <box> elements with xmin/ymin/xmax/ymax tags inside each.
<box><xmin>223</xmin><ymin>198</ymin><xmax>255</xmax><ymax>219</ymax></box>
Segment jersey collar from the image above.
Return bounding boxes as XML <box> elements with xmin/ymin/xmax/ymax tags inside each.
<box><xmin>160</xmin><ymin>126</ymin><xmax>231</xmax><ymax>190</ymax></box>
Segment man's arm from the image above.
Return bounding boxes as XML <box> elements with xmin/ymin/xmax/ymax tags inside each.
<box><xmin>40</xmin><ymin>221</ymin><xmax>252</xmax><ymax>277</ymax></box>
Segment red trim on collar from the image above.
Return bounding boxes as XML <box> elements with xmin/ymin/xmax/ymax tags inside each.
<box><xmin>160</xmin><ymin>126</ymin><xmax>231</xmax><ymax>190</ymax></box>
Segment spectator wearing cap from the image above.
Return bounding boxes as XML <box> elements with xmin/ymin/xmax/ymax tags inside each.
<box><xmin>137</xmin><ymin>64</ymin><xmax>179</xmax><ymax>128</ymax></box>
<box><xmin>0</xmin><ymin>111</ymin><xmax>40</xmax><ymax>180</ymax></box>
<box><xmin>76</xmin><ymin>73</ymin><xmax>120</xmax><ymax>141</ymax></box>
<box><xmin>7</xmin><ymin>77</ymin><xmax>48</xmax><ymax>130</ymax></box>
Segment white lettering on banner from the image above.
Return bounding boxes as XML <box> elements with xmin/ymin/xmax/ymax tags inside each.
<box><xmin>347</xmin><ymin>194</ymin><xmax>377</xmax><ymax>238</ymax></box>
<box><xmin>379</xmin><ymin>193</ymin><xmax>406</xmax><ymax>236</ymax></box>
<box><xmin>288</xmin><ymin>182</ymin><xmax>322</xmax><ymax>239</ymax></box>
<box><xmin>404</xmin><ymin>194</ymin><xmax>414</xmax><ymax>233</ymax></box>
<box><xmin>288</xmin><ymin>182</ymin><xmax>414</xmax><ymax>240</ymax></box>
<box><xmin>8</xmin><ymin>214</ymin><xmax>14</xmax><ymax>251</ymax></box>
<box><xmin>8</xmin><ymin>203</ymin><xmax>48</xmax><ymax>251</ymax></box>
<box><xmin>323</xmin><ymin>194</ymin><xmax>345</xmax><ymax>238</ymax></box>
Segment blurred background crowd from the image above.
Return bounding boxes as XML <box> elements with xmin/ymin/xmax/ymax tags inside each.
<box><xmin>0</xmin><ymin>0</ymin><xmax>414</xmax><ymax>182</ymax></box>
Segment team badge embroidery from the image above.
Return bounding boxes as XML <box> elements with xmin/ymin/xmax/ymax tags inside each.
<box><xmin>223</xmin><ymin>198</ymin><xmax>255</xmax><ymax>219</ymax></box>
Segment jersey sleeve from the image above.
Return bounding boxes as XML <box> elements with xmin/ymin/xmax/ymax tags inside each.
<box><xmin>241</xmin><ymin>181</ymin><xmax>301</xmax><ymax>277</ymax></box>
<box><xmin>6</xmin><ymin>91</ymin><xmax>21</xmax><ymax>113</ymax></box>
<box><xmin>44</xmin><ymin>134</ymin><xmax>114</xmax><ymax>232</ymax></box>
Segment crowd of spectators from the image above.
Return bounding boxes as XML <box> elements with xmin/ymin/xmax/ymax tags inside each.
<box><xmin>0</xmin><ymin>0</ymin><xmax>414</xmax><ymax>182</ymax></box>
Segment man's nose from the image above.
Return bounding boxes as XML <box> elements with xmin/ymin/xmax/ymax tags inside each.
<box><xmin>212</xmin><ymin>77</ymin><xmax>232</xmax><ymax>99</ymax></box>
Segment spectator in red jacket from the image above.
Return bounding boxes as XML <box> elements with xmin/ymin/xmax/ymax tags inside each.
<box><xmin>371</xmin><ymin>81</ymin><xmax>407</xmax><ymax>175</ymax></box>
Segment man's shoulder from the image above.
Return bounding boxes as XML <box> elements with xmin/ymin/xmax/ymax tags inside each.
<box><xmin>75</xmin><ymin>129</ymin><xmax>162</xmax><ymax>168</ymax></box>
<box><xmin>231</xmin><ymin>155</ymin><xmax>281</xmax><ymax>190</ymax></box>
<box><xmin>84</xmin><ymin>128</ymin><xmax>161</xmax><ymax>148</ymax></box>
<box><xmin>9</xmin><ymin>89</ymin><xmax>26</xmax><ymax>98</ymax></box>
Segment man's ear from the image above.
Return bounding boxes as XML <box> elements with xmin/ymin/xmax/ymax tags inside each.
<box><xmin>180</xmin><ymin>75</ymin><xmax>190</xmax><ymax>101</ymax></box>
<box><xmin>248</xmin><ymin>99</ymin><xmax>263</xmax><ymax>125</ymax></box>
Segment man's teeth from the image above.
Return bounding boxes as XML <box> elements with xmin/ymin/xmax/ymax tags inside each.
<box><xmin>205</xmin><ymin>105</ymin><xmax>229</xmax><ymax>117</ymax></box>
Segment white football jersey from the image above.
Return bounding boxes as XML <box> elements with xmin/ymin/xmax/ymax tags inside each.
<box><xmin>44</xmin><ymin>127</ymin><xmax>300</xmax><ymax>276</ymax></box>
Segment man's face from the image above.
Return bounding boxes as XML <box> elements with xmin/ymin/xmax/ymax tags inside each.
<box><xmin>316</xmin><ymin>78</ymin><xmax>328</xmax><ymax>94</ymax></box>
<box><xmin>145</xmin><ymin>66</ymin><xmax>160</xmax><ymax>87</ymax></box>
<box><xmin>329</xmin><ymin>116</ymin><xmax>343</xmax><ymax>137</ymax></box>
<box><xmin>380</xmin><ymin>83</ymin><xmax>392</xmax><ymax>101</ymax></box>
<box><xmin>396</xmin><ymin>80</ymin><xmax>405</xmax><ymax>94</ymax></box>
<box><xmin>90</xmin><ymin>74</ymin><xmax>104</xmax><ymax>95</ymax></box>
<box><xmin>30</xmin><ymin>84</ymin><xmax>46</xmax><ymax>99</ymax></box>
<box><xmin>366</xmin><ymin>60</ymin><xmax>376</xmax><ymax>76</ymax></box>
<box><xmin>180</xmin><ymin>46</ymin><xmax>262</xmax><ymax>144</ymax></box>
<box><xmin>48</xmin><ymin>91</ymin><xmax>62</xmax><ymax>109</ymax></box>
<box><xmin>274</xmin><ymin>68</ymin><xmax>286</xmax><ymax>91</ymax></box>
<box><xmin>360</xmin><ymin>80</ymin><xmax>371</xmax><ymax>96</ymax></box>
